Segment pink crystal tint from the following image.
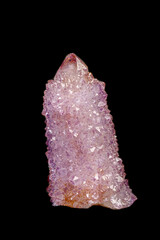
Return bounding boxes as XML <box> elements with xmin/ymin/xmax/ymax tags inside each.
<box><xmin>42</xmin><ymin>53</ymin><xmax>137</xmax><ymax>209</ymax></box>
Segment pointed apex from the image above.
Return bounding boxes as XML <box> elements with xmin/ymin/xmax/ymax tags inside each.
<box><xmin>63</xmin><ymin>53</ymin><xmax>77</xmax><ymax>65</ymax></box>
<box><xmin>60</xmin><ymin>53</ymin><xmax>88</xmax><ymax>73</ymax></box>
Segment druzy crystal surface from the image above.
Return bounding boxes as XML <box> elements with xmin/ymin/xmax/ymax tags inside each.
<box><xmin>42</xmin><ymin>53</ymin><xmax>137</xmax><ymax>209</ymax></box>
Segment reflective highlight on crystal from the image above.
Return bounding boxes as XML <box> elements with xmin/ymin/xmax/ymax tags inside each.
<box><xmin>42</xmin><ymin>53</ymin><xmax>137</xmax><ymax>209</ymax></box>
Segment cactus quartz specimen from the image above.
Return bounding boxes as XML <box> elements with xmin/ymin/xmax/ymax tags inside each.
<box><xmin>42</xmin><ymin>53</ymin><xmax>137</xmax><ymax>209</ymax></box>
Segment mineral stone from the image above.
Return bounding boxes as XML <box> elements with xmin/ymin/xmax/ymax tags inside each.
<box><xmin>42</xmin><ymin>53</ymin><xmax>137</xmax><ymax>209</ymax></box>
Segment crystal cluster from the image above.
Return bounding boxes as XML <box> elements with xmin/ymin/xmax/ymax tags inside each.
<box><xmin>42</xmin><ymin>53</ymin><xmax>137</xmax><ymax>209</ymax></box>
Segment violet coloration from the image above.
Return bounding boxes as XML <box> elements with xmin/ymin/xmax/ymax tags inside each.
<box><xmin>42</xmin><ymin>53</ymin><xmax>137</xmax><ymax>209</ymax></box>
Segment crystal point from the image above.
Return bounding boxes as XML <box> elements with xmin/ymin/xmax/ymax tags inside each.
<box><xmin>42</xmin><ymin>53</ymin><xmax>137</xmax><ymax>209</ymax></box>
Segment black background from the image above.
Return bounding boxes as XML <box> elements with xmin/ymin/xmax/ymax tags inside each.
<box><xmin>14</xmin><ymin>7</ymin><xmax>155</xmax><ymax>237</ymax></box>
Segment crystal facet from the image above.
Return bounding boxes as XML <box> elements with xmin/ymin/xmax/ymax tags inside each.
<box><xmin>42</xmin><ymin>53</ymin><xmax>137</xmax><ymax>209</ymax></box>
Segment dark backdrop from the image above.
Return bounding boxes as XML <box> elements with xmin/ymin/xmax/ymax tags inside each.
<box><xmin>4</xmin><ymin>2</ymin><xmax>157</xmax><ymax>237</ymax></box>
<box><xmin>21</xmin><ymin>16</ymin><xmax>151</xmax><ymax>237</ymax></box>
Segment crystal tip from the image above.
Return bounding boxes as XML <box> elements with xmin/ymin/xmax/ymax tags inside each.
<box><xmin>61</xmin><ymin>53</ymin><xmax>77</xmax><ymax>66</ymax></box>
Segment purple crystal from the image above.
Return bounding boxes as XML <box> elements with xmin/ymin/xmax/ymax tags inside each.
<box><xmin>42</xmin><ymin>53</ymin><xmax>137</xmax><ymax>209</ymax></box>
